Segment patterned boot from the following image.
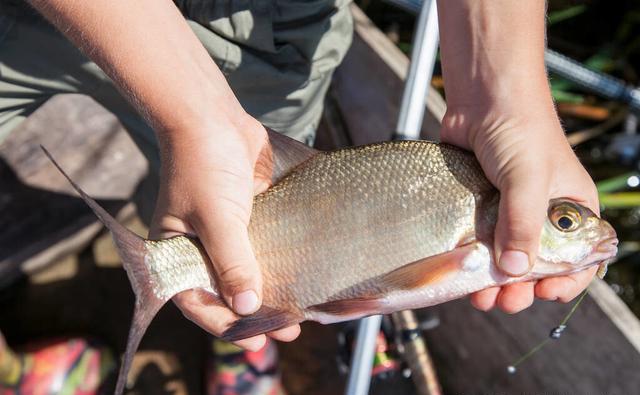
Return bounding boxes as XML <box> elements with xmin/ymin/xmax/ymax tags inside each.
<box><xmin>0</xmin><ymin>336</ymin><xmax>115</xmax><ymax>395</ymax></box>
<box><xmin>206</xmin><ymin>338</ymin><xmax>286</xmax><ymax>395</ymax></box>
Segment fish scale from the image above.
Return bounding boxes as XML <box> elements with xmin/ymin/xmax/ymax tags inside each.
<box><xmin>143</xmin><ymin>238</ymin><xmax>215</xmax><ymax>300</ymax></box>
<box><xmin>249</xmin><ymin>141</ymin><xmax>492</xmax><ymax>311</ymax></box>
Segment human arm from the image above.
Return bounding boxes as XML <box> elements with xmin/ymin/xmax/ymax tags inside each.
<box><xmin>436</xmin><ymin>0</ymin><xmax>599</xmax><ymax>312</ymax></box>
<box><xmin>28</xmin><ymin>0</ymin><xmax>300</xmax><ymax>348</ymax></box>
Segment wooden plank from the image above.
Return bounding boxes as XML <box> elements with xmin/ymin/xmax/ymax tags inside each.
<box><xmin>420</xmin><ymin>295</ymin><xmax>640</xmax><ymax>394</ymax></box>
<box><xmin>589</xmin><ymin>277</ymin><xmax>640</xmax><ymax>353</ymax></box>
<box><xmin>0</xmin><ymin>94</ymin><xmax>147</xmax><ymax>287</ymax></box>
<box><xmin>350</xmin><ymin>4</ymin><xmax>447</xmax><ymax>122</ymax></box>
<box><xmin>315</xmin><ymin>89</ymin><xmax>353</xmax><ymax>151</ymax></box>
<box><xmin>330</xmin><ymin>5</ymin><xmax>446</xmax><ymax>146</ymax></box>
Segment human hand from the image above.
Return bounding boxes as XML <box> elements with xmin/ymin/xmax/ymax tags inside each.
<box><xmin>27</xmin><ymin>0</ymin><xmax>300</xmax><ymax>350</ymax></box>
<box><xmin>436</xmin><ymin>0</ymin><xmax>598</xmax><ymax>313</ymax></box>
<box><xmin>149</xmin><ymin>116</ymin><xmax>300</xmax><ymax>350</ymax></box>
<box><xmin>441</xmin><ymin>107</ymin><xmax>599</xmax><ymax>314</ymax></box>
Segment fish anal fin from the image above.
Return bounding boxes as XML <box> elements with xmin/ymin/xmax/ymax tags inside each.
<box><xmin>221</xmin><ymin>306</ymin><xmax>301</xmax><ymax>342</ymax></box>
<box><xmin>381</xmin><ymin>244</ymin><xmax>476</xmax><ymax>290</ymax></box>
<box><xmin>307</xmin><ymin>297</ymin><xmax>387</xmax><ymax>318</ymax></box>
<box><xmin>262</xmin><ymin>127</ymin><xmax>319</xmax><ymax>184</ymax></box>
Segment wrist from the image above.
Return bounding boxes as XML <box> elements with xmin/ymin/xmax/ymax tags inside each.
<box><xmin>441</xmin><ymin>94</ymin><xmax>562</xmax><ymax>151</ymax></box>
<box><xmin>156</xmin><ymin>110</ymin><xmax>264</xmax><ymax>157</ymax></box>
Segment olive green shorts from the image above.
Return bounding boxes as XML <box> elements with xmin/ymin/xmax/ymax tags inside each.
<box><xmin>0</xmin><ymin>1</ymin><xmax>353</xmax><ymax>167</ymax></box>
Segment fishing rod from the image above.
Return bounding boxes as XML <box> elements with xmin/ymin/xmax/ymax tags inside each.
<box><xmin>385</xmin><ymin>0</ymin><xmax>640</xmax><ymax>114</ymax></box>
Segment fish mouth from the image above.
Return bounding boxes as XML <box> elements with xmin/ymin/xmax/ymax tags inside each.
<box><xmin>581</xmin><ymin>237</ymin><xmax>618</xmax><ymax>270</ymax></box>
<box><xmin>529</xmin><ymin>237</ymin><xmax>619</xmax><ymax>279</ymax></box>
<box><xmin>596</xmin><ymin>237</ymin><xmax>619</xmax><ymax>255</ymax></box>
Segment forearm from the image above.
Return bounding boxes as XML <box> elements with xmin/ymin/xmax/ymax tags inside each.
<box><xmin>29</xmin><ymin>0</ymin><xmax>250</xmax><ymax>143</ymax></box>
<box><xmin>437</xmin><ymin>0</ymin><xmax>556</xmax><ymax>147</ymax></box>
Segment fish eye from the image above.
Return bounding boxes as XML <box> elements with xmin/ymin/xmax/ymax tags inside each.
<box><xmin>550</xmin><ymin>204</ymin><xmax>582</xmax><ymax>232</ymax></box>
<box><xmin>557</xmin><ymin>215</ymin><xmax>575</xmax><ymax>230</ymax></box>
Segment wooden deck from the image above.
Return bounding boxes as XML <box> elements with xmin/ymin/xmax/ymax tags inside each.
<box><xmin>1</xmin><ymin>4</ymin><xmax>639</xmax><ymax>394</ymax></box>
<box><xmin>0</xmin><ymin>94</ymin><xmax>146</xmax><ymax>288</ymax></box>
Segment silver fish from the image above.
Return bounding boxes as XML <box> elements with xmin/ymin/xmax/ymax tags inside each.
<box><xmin>41</xmin><ymin>130</ymin><xmax>618</xmax><ymax>394</ymax></box>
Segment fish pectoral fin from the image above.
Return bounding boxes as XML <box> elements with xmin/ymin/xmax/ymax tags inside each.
<box><xmin>306</xmin><ymin>245</ymin><xmax>478</xmax><ymax>321</ymax></box>
<box><xmin>381</xmin><ymin>243</ymin><xmax>476</xmax><ymax>290</ymax></box>
<box><xmin>261</xmin><ymin>127</ymin><xmax>320</xmax><ymax>184</ymax></box>
<box><xmin>221</xmin><ymin>306</ymin><xmax>302</xmax><ymax>342</ymax></box>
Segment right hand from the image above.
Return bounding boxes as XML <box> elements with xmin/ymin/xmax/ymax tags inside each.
<box><xmin>27</xmin><ymin>0</ymin><xmax>299</xmax><ymax>350</ymax></box>
<box><xmin>149</xmin><ymin>116</ymin><xmax>301</xmax><ymax>350</ymax></box>
<box><xmin>442</xmin><ymin>107</ymin><xmax>599</xmax><ymax>314</ymax></box>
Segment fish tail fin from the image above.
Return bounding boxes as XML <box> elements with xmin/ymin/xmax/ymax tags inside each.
<box><xmin>41</xmin><ymin>146</ymin><xmax>166</xmax><ymax>395</ymax></box>
<box><xmin>114</xmin><ymin>300</ymin><xmax>165</xmax><ymax>395</ymax></box>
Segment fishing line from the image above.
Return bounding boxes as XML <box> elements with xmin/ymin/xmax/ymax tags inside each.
<box><xmin>506</xmin><ymin>289</ymin><xmax>589</xmax><ymax>373</ymax></box>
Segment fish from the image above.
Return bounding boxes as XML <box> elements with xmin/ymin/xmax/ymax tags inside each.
<box><xmin>41</xmin><ymin>129</ymin><xmax>618</xmax><ymax>395</ymax></box>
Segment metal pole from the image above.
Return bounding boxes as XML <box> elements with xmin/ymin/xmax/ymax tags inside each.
<box><xmin>344</xmin><ymin>315</ymin><xmax>383</xmax><ymax>395</ymax></box>
<box><xmin>345</xmin><ymin>1</ymin><xmax>439</xmax><ymax>394</ymax></box>
<box><xmin>394</xmin><ymin>0</ymin><xmax>439</xmax><ymax>139</ymax></box>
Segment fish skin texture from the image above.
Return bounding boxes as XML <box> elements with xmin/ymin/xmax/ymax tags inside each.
<box><xmin>142</xmin><ymin>141</ymin><xmax>497</xmax><ymax>322</ymax></box>
<box><xmin>248</xmin><ymin>141</ymin><xmax>495</xmax><ymax>314</ymax></box>
<box><xmin>44</xmin><ymin>139</ymin><xmax>613</xmax><ymax>395</ymax></box>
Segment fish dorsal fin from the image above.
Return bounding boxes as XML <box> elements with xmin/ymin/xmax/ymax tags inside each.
<box><xmin>264</xmin><ymin>128</ymin><xmax>319</xmax><ymax>183</ymax></box>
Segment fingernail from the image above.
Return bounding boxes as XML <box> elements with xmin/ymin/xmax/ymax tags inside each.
<box><xmin>232</xmin><ymin>290</ymin><xmax>259</xmax><ymax>315</ymax></box>
<box><xmin>499</xmin><ymin>250</ymin><xmax>530</xmax><ymax>276</ymax></box>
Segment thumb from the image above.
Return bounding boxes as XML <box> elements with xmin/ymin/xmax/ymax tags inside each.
<box><xmin>495</xmin><ymin>170</ymin><xmax>550</xmax><ymax>277</ymax></box>
<box><xmin>194</xmin><ymin>208</ymin><xmax>262</xmax><ymax>316</ymax></box>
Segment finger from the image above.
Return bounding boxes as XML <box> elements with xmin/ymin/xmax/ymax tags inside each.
<box><xmin>149</xmin><ymin>213</ymin><xmax>196</xmax><ymax>239</ymax></box>
<box><xmin>173</xmin><ymin>290</ymin><xmax>266</xmax><ymax>351</ymax></box>
<box><xmin>231</xmin><ymin>335</ymin><xmax>266</xmax><ymax>351</ymax></box>
<box><xmin>174</xmin><ymin>290</ymin><xmax>300</xmax><ymax>344</ymax></box>
<box><xmin>268</xmin><ymin>325</ymin><xmax>301</xmax><ymax>342</ymax></box>
<box><xmin>496</xmin><ymin>281</ymin><xmax>535</xmax><ymax>314</ymax></box>
<box><xmin>535</xmin><ymin>266</ymin><xmax>596</xmax><ymax>303</ymax></box>
<box><xmin>495</xmin><ymin>167</ymin><xmax>550</xmax><ymax>277</ymax></box>
<box><xmin>194</xmin><ymin>205</ymin><xmax>263</xmax><ymax>316</ymax></box>
<box><xmin>470</xmin><ymin>287</ymin><xmax>501</xmax><ymax>311</ymax></box>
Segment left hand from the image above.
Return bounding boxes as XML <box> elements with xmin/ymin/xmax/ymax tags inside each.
<box><xmin>441</xmin><ymin>107</ymin><xmax>599</xmax><ymax>314</ymax></box>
